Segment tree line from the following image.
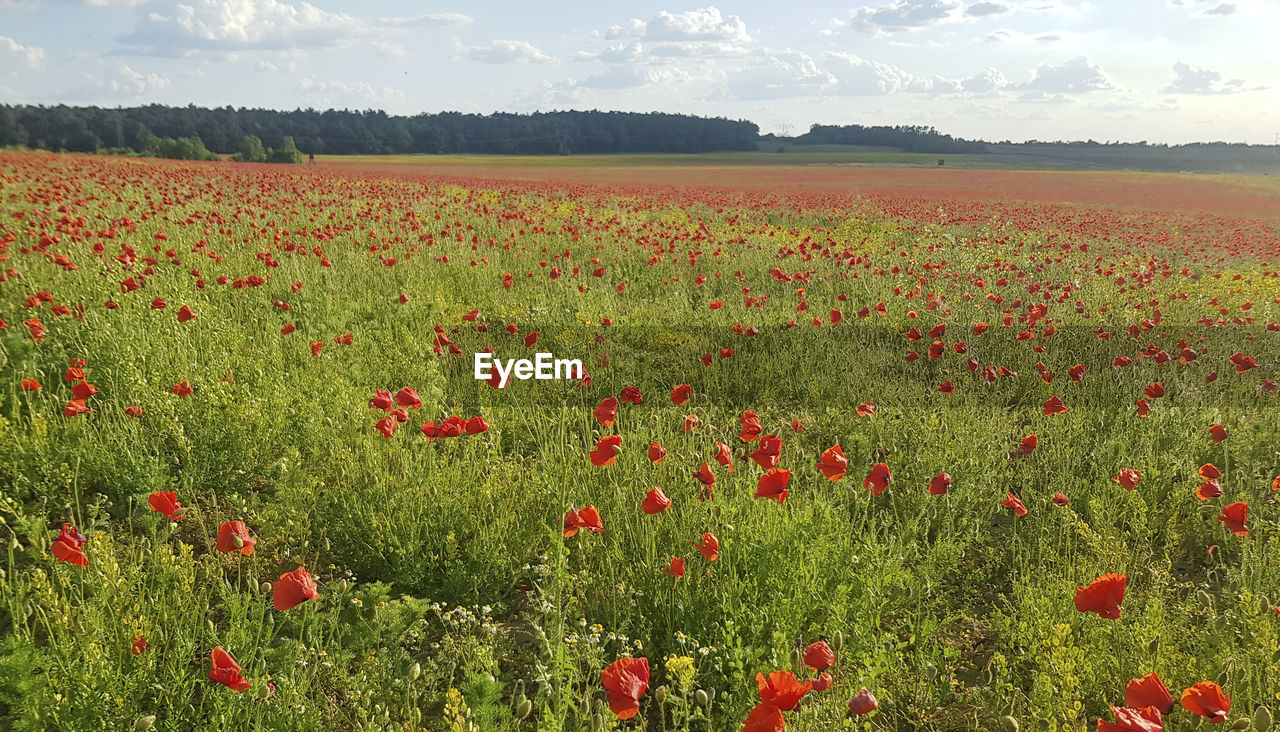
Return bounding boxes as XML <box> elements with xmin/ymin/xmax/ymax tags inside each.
<box><xmin>0</xmin><ymin>105</ymin><xmax>760</xmax><ymax>158</ymax></box>
<box><xmin>791</xmin><ymin>124</ymin><xmax>988</xmax><ymax>154</ymax></box>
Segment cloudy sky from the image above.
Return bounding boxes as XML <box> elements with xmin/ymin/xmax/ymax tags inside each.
<box><xmin>1</xmin><ymin>0</ymin><xmax>1276</xmax><ymax>144</ymax></box>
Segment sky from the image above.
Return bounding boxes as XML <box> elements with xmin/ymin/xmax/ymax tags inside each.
<box><xmin>1</xmin><ymin>0</ymin><xmax>1276</xmax><ymax>144</ymax></box>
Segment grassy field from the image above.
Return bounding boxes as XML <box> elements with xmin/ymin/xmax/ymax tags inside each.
<box><xmin>2</xmin><ymin>150</ymin><xmax>1280</xmax><ymax>731</ymax></box>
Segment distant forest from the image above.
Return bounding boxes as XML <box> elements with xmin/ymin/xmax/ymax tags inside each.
<box><xmin>0</xmin><ymin>105</ymin><xmax>760</xmax><ymax>156</ymax></box>
<box><xmin>789</xmin><ymin>124</ymin><xmax>988</xmax><ymax>153</ymax></box>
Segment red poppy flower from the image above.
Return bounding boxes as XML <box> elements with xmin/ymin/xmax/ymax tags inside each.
<box><xmin>817</xmin><ymin>444</ymin><xmax>848</xmax><ymax>481</ymax></box>
<box><xmin>1181</xmin><ymin>681</ymin><xmax>1231</xmax><ymax>723</ymax></box>
<box><xmin>1198</xmin><ymin>463</ymin><xmax>1221</xmax><ymax>479</ymax></box>
<box><xmin>177</xmin><ymin>305</ymin><xmax>197</xmax><ymax>322</ymax></box>
<box><xmin>591</xmin><ymin>435</ymin><xmax>622</xmax><ymax>466</ymax></box>
<box><xmin>1208</xmin><ymin>424</ymin><xmax>1228</xmax><ymax>443</ymax></box>
<box><xmin>310</xmin><ymin>341</ymin><xmax>323</xmax><ymax>357</ymax></box>
<box><xmin>63</xmin><ymin>399</ymin><xmax>92</xmax><ymax>417</ymax></box>
<box><xmin>928</xmin><ymin>472</ymin><xmax>952</xmax><ymax>495</ymax></box>
<box><xmin>441</xmin><ymin>416</ymin><xmax>467</xmax><ymax>437</ymax></box>
<box><xmin>1097</xmin><ymin>706</ymin><xmax>1163</xmax><ymax>732</ymax></box>
<box><xmin>368</xmin><ymin>389</ymin><xmax>393</xmax><ymax>411</ymax></box>
<box><xmin>937</xmin><ymin>380</ymin><xmax>955</xmax><ymax>394</ymax></box>
<box><xmin>742</xmin><ymin>702</ymin><xmax>785</xmax><ymax>732</ymax></box>
<box><xmin>713</xmin><ymin>441</ymin><xmax>734</xmax><ymax>472</ymax></box>
<box><xmin>147</xmin><ymin>491</ymin><xmax>183</xmax><ymax>521</ymax></box>
<box><xmin>1135</xmin><ymin>399</ymin><xmax>1151</xmax><ymax>418</ymax></box>
<box><xmin>1068</xmin><ymin>364</ymin><xmax>1085</xmax><ymax>382</ymax></box>
<box><xmin>1218</xmin><ymin>501</ymin><xmax>1248</xmax><ymax>536</ymax></box>
<box><xmin>790</xmin><ymin>420</ymin><xmax>803</xmax><ymax>432</ymax></box>
<box><xmin>683</xmin><ymin>414</ymin><xmax>700</xmax><ymax>432</ymax></box>
<box><xmin>648</xmin><ymin>441</ymin><xmax>666</xmax><ymax>464</ymax></box>
<box><xmin>1013</xmin><ymin>434</ymin><xmax>1038</xmax><ymax>455</ymax></box>
<box><xmin>1229</xmin><ymin>352</ymin><xmax>1257</xmax><ymax>372</ymax></box>
<box><xmin>1273</xmin><ymin>475</ymin><xmax>1280</xmax><ymax>492</ymax></box>
<box><xmin>374</xmin><ymin>415</ymin><xmax>397</xmax><ymax>439</ymax></box>
<box><xmin>1126</xmin><ymin>672</ymin><xmax>1174</xmax><ymax>715</ymax></box>
<box><xmin>594</xmin><ymin>397</ymin><xmax>618</xmax><ymax>427</ymax></box>
<box><xmin>1074</xmin><ymin>573</ymin><xmax>1127</xmax><ymax>619</ymax></box>
<box><xmin>523</xmin><ymin>332</ymin><xmax>538</xmax><ymax>348</ymax></box>
<box><xmin>695</xmin><ymin>532</ymin><xmax>719</xmax><ymax>561</ymax></box>
<box><xmin>1113</xmin><ymin>468</ymin><xmax>1140</xmax><ymax>491</ymax></box>
<box><xmin>803</xmin><ymin>640</ymin><xmax>834</xmax><ymax>671</ymax></box>
<box><xmin>208</xmin><ymin>646</ymin><xmax>251</xmax><ymax>692</ymax></box>
<box><xmin>1043</xmin><ymin>395</ymin><xmax>1069</xmax><ymax>416</ymax></box>
<box><xmin>1144</xmin><ymin>383</ymin><xmax>1165</xmax><ymax>399</ymax></box>
<box><xmin>216</xmin><ymin>521</ymin><xmax>255</xmax><ymax>555</ymax></box>
<box><xmin>50</xmin><ymin>523</ymin><xmax>88</xmax><ymax>566</ymax></box>
<box><xmin>1052</xmin><ymin>493</ymin><xmax>1070</xmax><ymax>506</ymax></box>
<box><xmin>863</xmin><ymin>462</ymin><xmax>891</xmax><ymax>495</ymax></box>
<box><xmin>280</xmin><ymin>323</ymin><xmax>296</xmax><ymax>336</ymax></box>
<box><xmin>661</xmin><ymin>557</ymin><xmax>686</xmax><ymax>578</ymax></box>
<box><xmin>1001</xmin><ymin>492</ymin><xmax>1028</xmax><ymax>517</ymax></box>
<box><xmin>855</xmin><ymin>402</ymin><xmax>876</xmax><ymax>417</ymax></box>
<box><xmin>172</xmin><ymin>381</ymin><xmax>193</xmax><ymax>398</ymax></box>
<box><xmin>563</xmin><ymin>505</ymin><xmax>604</xmax><ymax>538</ymax></box>
<box><xmin>845</xmin><ymin>688</ymin><xmax>879</xmax><ymax>715</ymax></box>
<box><xmin>642</xmin><ymin>487</ymin><xmax>671</xmax><ymax>515</ymax></box>
<box><xmin>601</xmin><ymin>657</ymin><xmax>649</xmax><ymax>720</ymax></box>
<box><xmin>755</xmin><ymin>469</ymin><xmax>791</xmax><ymax>504</ymax></box>
<box><xmin>620</xmin><ymin>385</ymin><xmax>643</xmax><ymax>405</ymax></box>
<box><xmin>750</xmin><ymin>435</ymin><xmax>782</xmax><ymax>470</ymax></box>
<box><xmin>757</xmin><ymin>671</ymin><xmax>812</xmax><ymax>711</ymax></box>
<box><xmin>21</xmin><ymin>379</ymin><xmax>42</xmax><ymax>391</ymax></box>
<box><xmin>671</xmin><ymin>383</ymin><xmax>692</xmax><ymax>405</ymax></box>
<box><xmin>395</xmin><ymin>387</ymin><xmax>422</xmax><ymax>410</ymax></box>
<box><xmin>151</xmin><ymin>298</ymin><xmax>167</xmax><ymax>310</ymax></box>
<box><xmin>812</xmin><ymin>672</ymin><xmax>833</xmax><ymax>691</ymax></box>
<box><xmin>273</xmin><ymin>566</ymin><xmax>318</xmax><ymax>611</ymax></box>
<box><xmin>1197</xmin><ymin>479</ymin><xmax>1223</xmax><ymax>500</ymax></box>
<box><xmin>739</xmin><ymin>410</ymin><xmax>762</xmax><ymax>442</ymax></box>
<box><xmin>24</xmin><ymin>318</ymin><xmax>45</xmax><ymax>342</ymax></box>
<box><xmin>132</xmin><ymin>636</ymin><xmax>149</xmax><ymax>656</ymax></box>
<box><xmin>692</xmin><ymin>462</ymin><xmax>716</xmax><ymax>490</ymax></box>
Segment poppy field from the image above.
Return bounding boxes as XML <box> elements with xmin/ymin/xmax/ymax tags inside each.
<box><xmin>4</xmin><ymin>150</ymin><xmax>1280</xmax><ymax>731</ymax></box>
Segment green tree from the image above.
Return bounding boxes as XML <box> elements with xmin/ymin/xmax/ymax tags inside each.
<box><xmin>266</xmin><ymin>135</ymin><xmax>302</xmax><ymax>164</ymax></box>
<box><xmin>231</xmin><ymin>135</ymin><xmax>267</xmax><ymax>162</ymax></box>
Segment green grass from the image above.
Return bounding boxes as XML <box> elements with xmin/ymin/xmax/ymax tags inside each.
<box><xmin>1</xmin><ymin>151</ymin><xmax>1279</xmax><ymax>731</ymax></box>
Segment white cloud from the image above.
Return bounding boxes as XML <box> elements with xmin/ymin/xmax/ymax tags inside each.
<box><xmin>966</xmin><ymin>1</ymin><xmax>1012</xmax><ymax>16</ymax></box>
<box><xmin>830</xmin><ymin>0</ymin><xmax>963</xmax><ymax>34</ymax></box>
<box><xmin>607</xmin><ymin>7</ymin><xmax>750</xmax><ymax>43</ymax></box>
<box><xmin>725</xmin><ymin>49</ymin><xmax>834</xmax><ymax>100</ymax></box>
<box><xmin>1017</xmin><ymin>55</ymin><xmax>1115</xmax><ymax>97</ymax></box>
<box><xmin>296</xmin><ymin>76</ymin><xmax>405</xmax><ymax>103</ymax></box>
<box><xmin>108</xmin><ymin>63</ymin><xmax>170</xmax><ymax>94</ymax></box>
<box><xmin>1162</xmin><ymin>62</ymin><xmax>1259</xmax><ymax>94</ymax></box>
<box><xmin>579</xmin><ymin>66</ymin><xmax>689</xmax><ymax>89</ymax></box>
<box><xmin>465</xmin><ymin>40</ymin><xmax>554</xmax><ymax>65</ymax></box>
<box><xmin>116</xmin><ymin>0</ymin><xmax>470</xmax><ymax>57</ymax></box>
<box><xmin>961</xmin><ymin>67</ymin><xmax>1008</xmax><ymax>94</ymax></box>
<box><xmin>0</xmin><ymin>35</ymin><xmax>44</xmax><ymax>71</ymax></box>
<box><xmin>1203</xmin><ymin>2</ymin><xmax>1235</xmax><ymax>14</ymax></box>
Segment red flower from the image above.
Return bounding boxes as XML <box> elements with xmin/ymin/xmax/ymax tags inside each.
<box><xmin>863</xmin><ymin>462</ymin><xmax>891</xmax><ymax>495</ymax></box>
<box><xmin>742</xmin><ymin>702</ymin><xmax>785</xmax><ymax>732</ymax></box>
<box><xmin>601</xmin><ymin>657</ymin><xmax>649</xmax><ymax>720</ymax></box>
<box><xmin>1042</xmin><ymin>395</ymin><xmax>1069</xmax><ymax>416</ymax></box>
<box><xmin>594</xmin><ymin>397</ymin><xmax>618</xmax><ymax>427</ymax></box>
<box><xmin>273</xmin><ymin>567</ymin><xmax>319</xmax><ymax>611</ymax></box>
<box><xmin>790</xmin><ymin>420</ymin><xmax>803</xmax><ymax>432</ymax></box>
<box><xmin>1097</xmin><ymin>706</ymin><xmax>1163</xmax><ymax>732</ymax></box>
<box><xmin>1113</xmin><ymin>468</ymin><xmax>1140</xmax><ymax>491</ymax></box>
<box><xmin>24</xmin><ymin>318</ymin><xmax>45</xmax><ymax>341</ymax></box>
<box><xmin>374</xmin><ymin>414</ymin><xmax>397</xmax><ymax>439</ymax></box>
<box><xmin>172</xmin><ymin>381</ymin><xmax>193</xmax><ymax>398</ymax></box>
<box><xmin>855</xmin><ymin>402</ymin><xmax>876</xmax><ymax>417</ymax></box>
<box><xmin>620</xmin><ymin>385</ymin><xmax>643</xmax><ymax>404</ymax></box>
<box><xmin>671</xmin><ymin>383</ymin><xmax>692</xmax><ymax>406</ymax></box>
<box><xmin>280</xmin><ymin>323</ymin><xmax>296</xmax><ymax>335</ymax></box>
<box><xmin>1229</xmin><ymin>351</ymin><xmax>1257</xmax><ymax>372</ymax></box>
<box><xmin>177</xmin><ymin>304</ymin><xmax>197</xmax><ymax>322</ymax></box>
<box><xmin>590</xmin><ymin>435</ymin><xmax>622</xmax><ymax>467</ymax></box>
<box><xmin>147</xmin><ymin>491</ymin><xmax>183</xmax><ymax>521</ymax></box>
<box><xmin>714</xmin><ymin>441</ymin><xmax>734</xmax><ymax>472</ymax></box>
<box><xmin>563</xmin><ymin>505</ymin><xmax>604</xmax><ymax>538</ymax></box>
<box><xmin>70</xmin><ymin>381</ymin><xmax>97</xmax><ymax>400</ymax></box>
<box><xmin>739</xmin><ymin>410</ymin><xmax>762</xmax><ymax>441</ymax></box>
<box><xmin>802</xmin><ymin>640</ymin><xmax>834</xmax><ymax>671</ymax></box>
<box><xmin>683</xmin><ymin>414</ymin><xmax>700</xmax><ymax>432</ymax></box>
<box><xmin>846</xmin><ymin>688</ymin><xmax>878</xmax><ymax>715</ymax></box>
<box><xmin>465</xmin><ymin>416</ymin><xmax>489</xmax><ymax>435</ymax></box>
<box><xmin>1074</xmin><ymin>573</ymin><xmax>1127</xmax><ymax>619</ymax></box>
<box><xmin>661</xmin><ymin>557</ymin><xmax>686</xmax><ymax>577</ymax></box>
<box><xmin>21</xmin><ymin>379</ymin><xmax>42</xmax><ymax>391</ymax></box>
<box><xmin>693</xmin><ymin>462</ymin><xmax>716</xmax><ymax>501</ymax></box>
<box><xmin>1208</xmin><ymin>424</ymin><xmax>1228</xmax><ymax>443</ymax></box>
<box><xmin>1013</xmin><ymin>434</ymin><xmax>1038</xmax><ymax>455</ymax></box>
<box><xmin>50</xmin><ymin>523</ymin><xmax>88</xmax><ymax>566</ymax></box>
<box><xmin>310</xmin><ymin>341</ymin><xmax>323</xmax><ymax>357</ymax></box>
<box><xmin>1001</xmin><ymin>492</ymin><xmax>1027</xmax><ymax>516</ymax></box>
<box><xmin>812</xmin><ymin>673</ymin><xmax>833</xmax><ymax>691</ymax></box>
<box><xmin>928</xmin><ymin>472</ymin><xmax>952</xmax><ymax>495</ymax></box>
<box><xmin>1217</xmin><ymin>501</ymin><xmax>1248</xmax><ymax>536</ymax></box>
<box><xmin>63</xmin><ymin>399</ymin><xmax>92</xmax><ymax>417</ymax></box>
<box><xmin>750</xmin><ymin>435</ymin><xmax>782</xmax><ymax>470</ymax></box>
<box><xmin>1197</xmin><ymin>479</ymin><xmax>1223</xmax><ymax>500</ymax></box>
<box><xmin>523</xmin><ymin>332</ymin><xmax>538</xmax><ymax>348</ymax></box>
<box><xmin>816</xmin><ymin>444</ymin><xmax>847</xmax><ymax>481</ymax></box>
<box><xmin>695</xmin><ymin>532</ymin><xmax>719</xmax><ymax>561</ymax></box>
<box><xmin>937</xmin><ymin>380</ymin><xmax>955</xmax><ymax>394</ymax></box>
<box><xmin>1126</xmin><ymin>672</ymin><xmax>1174</xmax><ymax>715</ymax></box>
<box><xmin>216</xmin><ymin>521</ymin><xmax>255</xmax><ymax>555</ymax></box>
<box><xmin>1052</xmin><ymin>493</ymin><xmax>1070</xmax><ymax>506</ymax></box>
<box><xmin>1181</xmin><ymin>681</ymin><xmax>1231</xmax><ymax>723</ymax></box>
<box><xmin>208</xmin><ymin>647</ymin><xmax>251</xmax><ymax>692</ymax></box>
<box><xmin>648</xmin><ymin>441</ymin><xmax>667</xmax><ymax>464</ymax></box>
<box><xmin>755</xmin><ymin>469</ymin><xmax>791</xmax><ymax>504</ymax></box>
<box><xmin>756</xmin><ymin>671</ymin><xmax>812</xmax><ymax>711</ymax></box>
<box><xmin>131</xmin><ymin>636</ymin><xmax>149</xmax><ymax>656</ymax></box>
<box><xmin>642</xmin><ymin>487</ymin><xmax>671</xmax><ymax>515</ymax></box>
<box><xmin>368</xmin><ymin>389</ymin><xmax>394</xmax><ymax>411</ymax></box>
<box><xmin>1198</xmin><ymin>463</ymin><xmax>1221</xmax><ymax>479</ymax></box>
<box><xmin>151</xmin><ymin>297</ymin><xmax>167</xmax><ymax>310</ymax></box>
<box><xmin>395</xmin><ymin>387</ymin><xmax>422</xmax><ymax>409</ymax></box>
<box><xmin>1144</xmin><ymin>382</ymin><xmax>1165</xmax><ymax>399</ymax></box>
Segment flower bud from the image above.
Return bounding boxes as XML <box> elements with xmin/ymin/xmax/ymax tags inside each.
<box><xmin>1230</xmin><ymin>718</ymin><xmax>1250</xmax><ymax>730</ymax></box>
<box><xmin>133</xmin><ymin>716</ymin><xmax>156</xmax><ymax>731</ymax></box>
<box><xmin>695</xmin><ymin>689</ymin><xmax>709</xmax><ymax>708</ymax></box>
<box><xmin>790</xmin><ymin>648</ymin><xmax>804</xmax><ymax>670</ymax></box>
<box><xmin>260</xmin><ymin>581</ymin><xmax>273</xmax><ymax>594</ymax></box>
<box><xmin>655</xmin><ymin>685</ymin><xmax>668</xmax><ymax>704</ymax></box>
<box><xmin>1253</xmin><ymin>705</ymin><xmax>1273</xmax><ymax>731</ymax></box>
<box><xmin>1000</xmin><ymin>716</ymin><xmax>1019</xmax><ymax>732</ymax></box>
<box><xmin>515</xmin><ymin>698</ymin><xmax>532</xmax><ymax>720</ymax></box>
<box><xmin>408</xmin><ymin>662</ymin><xmax>421</xmax><ymax>681</ymax></box>
<box><xmin>832</xmin><ymin>631</ymin><xmax>844</xmax><ymax>653</ymax></box>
